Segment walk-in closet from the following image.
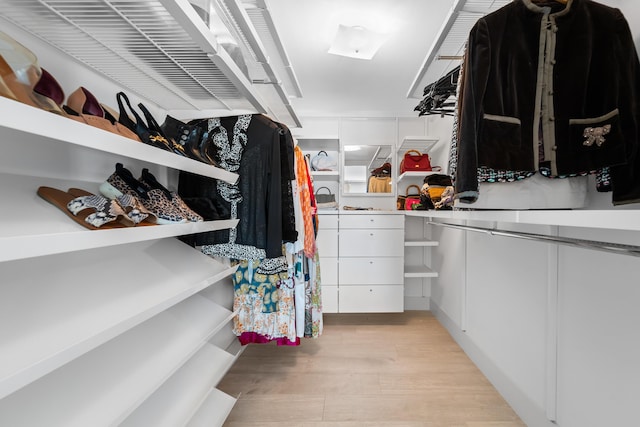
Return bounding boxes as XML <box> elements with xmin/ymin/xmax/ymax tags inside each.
<box><xmin>0</xmin><ymin>0</ymin><xmax>639</xmax><ymax>426</ymax></box>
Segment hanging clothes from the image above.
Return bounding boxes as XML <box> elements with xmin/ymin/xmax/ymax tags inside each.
<box><xmin>368</xmin><ymin>175</ymin><xmax>392</xmax><ymax>193</ymax></box>
<box><xmin>455</xmin><ymin>0</ymin><xmax>640</xmax><ymax>206</ymax></box>
<box><xmin>294</xmin><ymin>145</ymin><xmax>317</xmax><ymax>258</ymax></box>
<box><xmin>176</xmin><ymin>114</ymin><xmax>322</xmax><ymax>345</ymax></box>
<box><xmin>178</xmin><ymin>114</ymin><xmax>286</xmax><ymax>259</ymax></box>
<box><xmin>232</xmin><ymin>257</ymin><xmax>299</xmax><ymax>346</ymax></box>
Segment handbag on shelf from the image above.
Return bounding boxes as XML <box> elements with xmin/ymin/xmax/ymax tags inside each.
<box><xmin>315</xmin><ymin>186</ymin><xmax>338</xmax><ymax>209</ymax></box>
<box><xmin>423</xmin><ymin>174</ymin><xmax>455</xmax><ymax>210</ymax></box>
<box><xmin>310</xmin><ymin>150</ymin><xmax>337</xmax><ymax>171</ymax></box>
<box><xmin>399</xmin><ymin>149</ymin><xmax>432</xmax><ymax>174</ymax></box>
<box><xmin>397</xmin><ymin>184</ymin><xmax>421</xmax><ymax>210</ymax></box>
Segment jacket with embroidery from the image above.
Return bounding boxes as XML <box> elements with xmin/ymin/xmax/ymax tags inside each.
<box><xmin>456</xmin><ymin>0</ymin><xmax>640</xmax><ymax>205</ymax></box>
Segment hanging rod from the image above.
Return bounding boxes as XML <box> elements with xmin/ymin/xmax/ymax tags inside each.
<box><xmin>427</xmin><ymin>221</ymin><xmax>640</xmax><ymax>257</ymax></box>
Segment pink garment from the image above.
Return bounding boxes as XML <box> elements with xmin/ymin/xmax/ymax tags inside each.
<box><xmin>238</xmin><ymin>332</ymin><xmax>300</xmax><ymax>346</ymax></box>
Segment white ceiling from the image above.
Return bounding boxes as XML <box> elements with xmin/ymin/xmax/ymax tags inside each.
<box><xmin>266</xmin><ymin>0</ymin><xmax>455</xmax><ymax>119</ymax></box>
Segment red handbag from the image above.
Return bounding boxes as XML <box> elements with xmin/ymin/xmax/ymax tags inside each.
<box><xmin>402</xmin><ymin>184</ymin><xmax>422</xmax><ymax>210</ymax></box>
<box><xmin>400</xmin><ymin>149</ymin><xmax>432</xmax><ymax>173</ymax></box>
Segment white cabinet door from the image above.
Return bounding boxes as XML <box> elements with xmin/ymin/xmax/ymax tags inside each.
<box><xmin>339</xmin><ymin>285</ymin><xmax>404</xmax><ymax>313</ymax></box>
<box><xmin>316</xmin><ymin>229</ymin><xmax>338</xmax><ymax>257</ymax></box>
<box><xmin>319</xmin><ymin>257</ymin><xmax>338</xmax><ymax>285</ymax></box>
<box><xmin>339</xmin><ymin>257</ymin><xmax>404</xmax><ymax>285</ymax></box>
<box><xmin>322</xmin><ymin>286</ymin><xmax>338</xmax><ymax>313</ymax></box>
<box><xmin>339</xmin><ymin>229</ymin><xmax>404</xmax><ymax>257</ymax></box>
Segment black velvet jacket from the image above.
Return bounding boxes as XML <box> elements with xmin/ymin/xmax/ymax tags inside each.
<box><xmin>457</xmin><ymin>0</ymin><xmax>640</xmax><ymax>205</ymax></box>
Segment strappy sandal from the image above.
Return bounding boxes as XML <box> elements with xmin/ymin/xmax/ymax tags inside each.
<box><xmin>67</xmin><ymin>188</ymin><xmax>158</xmax><ymax>226</ymax></box>
<box><xmin>37</xmin><ymin>186</ymin><xmax>134</xmax><ymax>230</ymax></box>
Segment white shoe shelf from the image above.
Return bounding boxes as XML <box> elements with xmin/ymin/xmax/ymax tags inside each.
<box><xmin>0</xmin><ymin>92</ymin><xmax>242</xmax><ymax>425</ymax></box>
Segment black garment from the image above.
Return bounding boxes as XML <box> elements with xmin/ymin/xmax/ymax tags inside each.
<box><xmin>275</xmin><ymin>121</ymin><xmax>298</xmax><ymax>243</ymax></box>
<box><xmin>457</xmin><ymin>0</ymin><xmax>640</xmax><ymax>205</ymax></box>
<box><xmin>179</xmin><ymin>114</ymin><xmax>286</xmax><ymax>259</ymax></box>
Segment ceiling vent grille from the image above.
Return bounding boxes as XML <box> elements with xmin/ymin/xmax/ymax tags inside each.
<box><xmin>0</xmin><ymin>0</ymin><xmax>278</xmax><ymax>117</ymax></box>
<box><xmin>407</xmin><ymin>0</ymin><xmax>511</xmax><ymax>99</ymax></box>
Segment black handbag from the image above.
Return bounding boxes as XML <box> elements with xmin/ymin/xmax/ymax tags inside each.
<box><xmin>315</xmin><ymin>186</ymin><xmax>337</xmax><ymax>209</ymax></box>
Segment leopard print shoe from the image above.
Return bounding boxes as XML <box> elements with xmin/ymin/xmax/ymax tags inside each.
<box><xmin>99</xmin><ymin>163</ymin><xmax>187</xmax><ymax>225</ymax></box>
<box><xmin>138</xmin><ymin>168</ymin><xmax>204</xmax><ymax>222</ymax></box>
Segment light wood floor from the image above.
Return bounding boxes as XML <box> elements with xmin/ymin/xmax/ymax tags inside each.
<box><xmin>218</xmin><ymin>311</ymin><xmax>525</xmax><ymax>427</ymax></box>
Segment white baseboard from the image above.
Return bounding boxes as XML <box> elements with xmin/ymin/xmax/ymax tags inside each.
<box><xmin>430</xmin><ymin>302</ymin><xmax>556</xmax><ymax>427</ymax></box>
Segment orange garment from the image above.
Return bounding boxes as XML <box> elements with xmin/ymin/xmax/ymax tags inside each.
<box><xmin>294</xmin><ymin>146</ymin><xmax>316</xmax><ymax>257</ymax></box>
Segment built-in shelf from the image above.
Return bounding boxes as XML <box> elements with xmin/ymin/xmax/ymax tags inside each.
<box><xmin>0</xmin><ymin>239</ymin><xmax>237</xmax><ymax>401</ymax></box>
<box><xmin>0</xmin><ymin>294</ymin><xmax>236</xmax><ymax>426</ymax></box>
<box><xmin>186</xmin><ymin>387</ymin><xmax>237</xmax><ymax>427</ymax></box>
<box><xmin>398</xmin><ymin>136</ymin><xmax>439</xmax><ymax>153</ymax></box>
<box><xmin>405</xmin><ymin>239</ymin><xmax>440</xmax><ymax>247</ymax></box>
<box><xmin>120</xmin><ymin>342</ymin><xmax>238</xmax><ymax>427</ymax></box>
<box><xmin>0</xmin><ymin>172</ymin><xmax>238</xmax><ymax>262</ymax></box>
<box><xmin>404</xmin><ymin>265</ymin><xmax>439</xmax><ymax>278</ymax></box>
<box><xmin>311</xmin><ymin>171</ymin><xmax>340</xmax><ymax>181</ymax></box>
<box><xmin>0</xmin><ymin>97</ymin><xmax>238</xmax><ymax>184</ymax></box>
<box><xmin>398</xmin><ymin>170</ymin><xmax>443</xmax><ymax>182</ymax></box>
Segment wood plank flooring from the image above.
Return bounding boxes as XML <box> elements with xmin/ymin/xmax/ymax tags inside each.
<box><xmin>218</xmin><ymin>311</ymin><xmax>525</xmax><ymax>427</ymax></box>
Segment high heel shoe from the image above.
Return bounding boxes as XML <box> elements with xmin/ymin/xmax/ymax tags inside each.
<box><xmin>161</xmin><ymin>116</ymin><xmax>218</xmax><ymax>165</ymax></box>
<box><xmin>0</xmin><ymin>31</ymin><xmax>69</xmax><ymax>116</ymax></box>
<box><xmin>137</xmin><ymin>102</ymin><xmax>188</xmax><ymax>157</ymax></box>
<box><xmin>63</xmin><ymin>86</ymin><xmax>140</xmax><ymax>141</ymax></box>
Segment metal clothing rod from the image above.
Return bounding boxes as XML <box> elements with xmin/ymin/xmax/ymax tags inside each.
<box><xmin>427</xmin><ymin>221</ymin><xmax>640</xmax><ymax>257</ymax></box>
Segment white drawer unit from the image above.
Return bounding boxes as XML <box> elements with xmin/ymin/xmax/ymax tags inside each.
<box><xmin>332</xmin><ymin>213</ymin><xmax>405</xmax><ymax>313</ymax></box>
<box><xmin>339</xmin><ymin>214</ymin><xmax>404</xmax><ymax>229</ymax></box>
<box><xmin>338</xmin><ymin>285</ymin><xmax>404</xmax><ymax>313</ymax></box>
<box><xmin>339</xmin><ymin>229</ymin><xmax>404</xmax><ymax>257</ymax></box>
<box><xmin>338</xmin><ymin>258</ymin><xmax>404</xmax><ymax>285</ymax></box>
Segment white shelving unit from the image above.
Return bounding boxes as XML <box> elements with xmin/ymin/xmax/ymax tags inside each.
<box><xmin>403</xmin><ymin>214</ymin><xmax>439</xmax><ymax>310</ymax></box>
<box><xmin>0</xmin><ymin>7</ymin><xmax>249</xmax><ymax>421</ymax></box>
<box><xmin>404</xmin><ymin>232</ymin><xmax>440</xmax><ymax>279</ymax></box>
